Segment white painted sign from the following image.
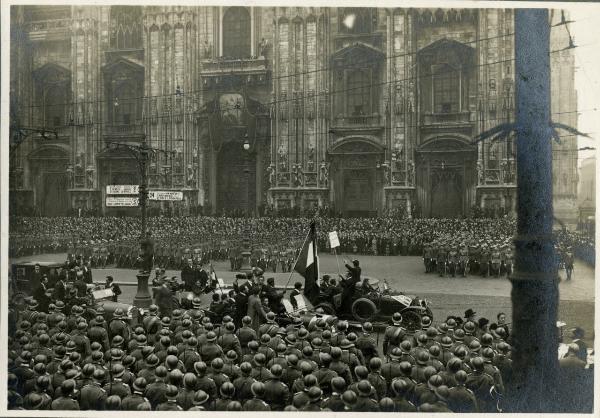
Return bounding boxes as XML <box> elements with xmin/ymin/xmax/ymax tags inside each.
<box><xmin>294</xmin><ymin>294</ymin><xmax>307</xmax><ymax>312</ymax></box>
<box><xmin>106</xmin><ymin>185</ymin><xmax>139</xmax><ymax>195</ymax></box>
<box><xmin>149</xmin><ymin>191</ymin><xmax>184</xmax><ymax>201</ymax></box>
<box><xmin>329</xmin><ymin>231</ymin><xmax>340</xmax><ymax>248</ymax></box>
<box><xmin>92</xmin><ymin>288</ymin><xmax>114</xmax><ymax>299</ymax></box>
<box><xmin>106</xmin><ymin>196</ymin><xmax>139</xmax><ymax>207</ymax></box>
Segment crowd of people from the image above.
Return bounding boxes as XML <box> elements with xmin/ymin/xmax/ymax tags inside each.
<box><xmin>9</xmin><ymin>216</ymin><xmax>592</xmax><ymax>279</ymax></box>
<box><xmin>7</xmin><ymin>280</ymin><xmax>592</xmax><ymax>412</ymax></box>
<box><xmin>8</xmin><ymin>216</ymin><xmax>519</xmax><ymax>260</ymax></box>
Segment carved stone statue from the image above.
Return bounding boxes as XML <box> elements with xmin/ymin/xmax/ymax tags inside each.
<box><xmin>267</xmin><ymin>163</ymin><xmax>276</xmax><ymax>187</ymax></box>
<box><xmin>407</xmin><ymin>80</ymin><xmax>415</xmax><ymax>113</ymax></box>
<box><xmin>66</xmin><ymin>165</ymin><xmax>74</xmax><ymax>189</ymax></box>
<box><xmin>500</xmin><ymin>159</ymin><xmax>508</xmax><ymax>183</ymax></box>
<box><xmin>203</xmin><ymin>40</ymin><xmax>212</xmax><ymax>59</ymax></box>
<box><xmin>187</xmin><ymin>163</ymin><xmax>196</xmax><ymax>187</ymax></box>
<box><xmin>278</xmin><ymin>143</ymin><xmax>288</xmax><ymax>171</ymax></box>
<box><xmin>319</xmin><ymin>160</ymin><xmax>329</xmax><ymax>188</ymax></box>
<box><xmin>394</xmin><ymin>83</ymin><xmax>404</xmax><ymax>115</ymax></box>
<box><xmin>392</xmin><ymin>141</ymin><xmax>404</xmax><ymax>162</ymax></box>
<box><xmin>162</xmin><ymin>165</ymin><xmax>172</xmax><ymax>187</ymax></box>
<box><xmin>307</xmin><ymin>143</ymin><xmax>315</xmax><ymax>171</ymax></box>
<box><xmin>477</xmin><ymin>161</ymin><xmax>484</xmax><ymax>184</ymax></box>
<box><xmin>407</xmin><ymin>161</ymin><xmax>415</xmax><ymax>185</ymax></box>
<box><xmin>292</xmin><ymin>163</ymin><xmax>304</xmax><ymax>187</ymax></box>
<box><xmin>383</xmin><ymin>164</ymin><xmax>390</xmax><ymax>185</ymax></box>
<box><xmin>86</xmin><ymin>166</ymin><xmax>94</xmax><ymax>189</ymax></box>
<box><xmin>259</xmin><ymin>38</ymin><xmax>270</xmax><ymax>58</ymax></box>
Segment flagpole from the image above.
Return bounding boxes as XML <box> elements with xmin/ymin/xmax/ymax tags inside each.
<box><xmin>283</xmin><ymin>225</ymin><xmax>312</xmax><ymax>294</ymax></box>
<box><xmin>333</xmin><ymin>247</ymin><xmax>341</xmax><ymax>277</ymax></box>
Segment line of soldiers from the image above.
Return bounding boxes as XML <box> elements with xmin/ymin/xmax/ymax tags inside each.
<box><xmin>9</xmin><ymin>287</ymin><xmax>519</xmax><ymax>412</ymax></box>
<box><xmin>423</xmin><ymin>238</ymin><xmax>514</xmax><ymax>278</ymax></box>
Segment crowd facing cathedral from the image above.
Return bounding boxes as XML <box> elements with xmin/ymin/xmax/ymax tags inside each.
<box><xmin>7</xmin><ymin>266</ymin><xmax>592</xmax><ymax>412</ymax></box>
<box><xmin>10</xmin><ymin>216</ymin><xmax>591</xmax><ymax>275</ymax></box>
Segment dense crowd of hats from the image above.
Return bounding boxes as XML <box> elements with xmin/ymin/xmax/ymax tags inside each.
<box><xmin>8</xmin><ymin>287</ymin><xmax>527</xmax><ymax>413</ymax></box>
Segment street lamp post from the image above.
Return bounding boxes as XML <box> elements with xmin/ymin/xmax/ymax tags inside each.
<box><xmin>240</xmin><ymin>134</ymin><xmax>252</xmax><ymax>271</ymax></box>
<box><xmin>107</xmin><ymin>134</ymin><xmax>172</xmax><ymax>308</ymax></box>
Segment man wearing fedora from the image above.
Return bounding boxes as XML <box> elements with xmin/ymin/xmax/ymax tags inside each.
<box><xmin>104</xmin><ymin>276</ymin><xmax>121</xmax><ymax>303</ymax></box>
<box><xmin>464</xmin><ymin>309</ymin><xmax>477</xmax><ymax>327</ymax></box>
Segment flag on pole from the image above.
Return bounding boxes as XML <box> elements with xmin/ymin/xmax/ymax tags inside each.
<box><xmin>294</xmin><ymin>221</ymin><xmax>319</xmax><ymax>302</ymax></box>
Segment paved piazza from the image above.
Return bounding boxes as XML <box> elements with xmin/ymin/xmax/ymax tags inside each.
<box><xmin>12</xmin><ymin>252</ymin><xmax>595</xmax><ymax>346</ymax></box>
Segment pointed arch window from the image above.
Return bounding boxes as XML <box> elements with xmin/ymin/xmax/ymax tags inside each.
<box><xmin>44</xmin><ymin>85</ymin><xmax>67</xmax><ymax>127</ymax></box>
<box><xmin>222</xmin><ymin>7</ymin><xmax>251</xmax><ymax>58</ymax></box>
<box><xmin>110</xmin><ymin>6</ymin><xmax>142</xmax><ymax>50</ymax></box>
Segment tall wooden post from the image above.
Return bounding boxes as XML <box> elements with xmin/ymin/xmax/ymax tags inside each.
<box><xmin>509</xmin><ymin>8</ymin><xmax>559</xmax><ymax>412</ymax></box>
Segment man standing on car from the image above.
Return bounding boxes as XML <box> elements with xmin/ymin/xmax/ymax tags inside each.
<box><xmin>341</xmin><ymin>259</ymin><xmax>361</xmax><ymax>314</ymax></box>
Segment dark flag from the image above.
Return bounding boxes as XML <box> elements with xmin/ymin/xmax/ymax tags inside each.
<box><xmin>294</xmin><ymin>221</ymin><xmax>319</xmax><ymax>303</ymax></box>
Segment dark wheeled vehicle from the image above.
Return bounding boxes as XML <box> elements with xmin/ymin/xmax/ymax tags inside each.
<box><xmin>10</xmin><ymin>260</ymin><xmax>138</xmax><ymax>323</ymax></box>
<box><xmin>310</xmin><ymin>276</ymin><xmax>433</xmax><ymax>329</ymax></box>
<box><xmin>11</xmin><ymin>261</ymin><xmax>64</xmax><ymax>293</ymax></box>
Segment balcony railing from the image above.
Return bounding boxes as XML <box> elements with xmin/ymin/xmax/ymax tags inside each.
<box><xmin>332</xmin><ymin>114</ymin><xmax>383</xmax><ymax>128</ymax></box>
<box><xmin>25</xmin><ymin>19</ymin><xmax>71</xmax><ymax>41</ymax></box>
<box><xmin>201</xmin><ymin>57</ymin><xmax>268</xmax><ymax>75</ymax></box>
<box><xmin>25</xmin><ymin>18</ymin><xmax>71</xmax><ymax>32</ymax></box>
<box><xmin>421</xmin><ymin>111</ymin><xmax>473</xmax><ymax>125</ymax></box>
<box><xmin>103</xmin><ymin>124</ymin><xmax>144</xmax><ymax>139</ymax></box>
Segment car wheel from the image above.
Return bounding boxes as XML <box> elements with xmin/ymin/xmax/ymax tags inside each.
<box><xmin>400</xmin><ymin>308</ymin><xmax>422</xmax><ymax>330</ymax></box>
<box><xmin>351</xmin><ymin>298</ymin><xmax>377</xmax><ymax>322</ymax></box>
<box><xmin>314</xmin><ymin>302</ymin><xmax>336</xmax><ymax>315</ymax></box>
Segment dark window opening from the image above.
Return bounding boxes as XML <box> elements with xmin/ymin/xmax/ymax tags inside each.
<box><xmin>222</xmin><ymin>7</ymin><xmax>251</xmax><ymax>58</ymax></box>
<box><xmin>347</xmin><ymin>69</ymin><xmax>372</xmax><ymax>115</ymax></box>
<box><xmin>433</xmin><ymin>64</ymin><xmax>460</xmax><ymax>114</ymax></box>
<box><xmin>111</xmin><ymin>83</ymin><xmax>140</xmax><ymax>125</ymax></box>
<box><xmin>44</xmin><ymin>85</ymin><xmax>65</xmax><ymax>128</ymax></box>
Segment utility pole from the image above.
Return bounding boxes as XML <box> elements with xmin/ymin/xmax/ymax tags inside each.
<box><xmin>107</xmin><ymin>134</ymin><xmax>173</xmax><ymax>308</ymax></box>
<box><xmin>509</xmin><ymin>8</ymin><xmax>559</xmax><ymax>412</ymax></box>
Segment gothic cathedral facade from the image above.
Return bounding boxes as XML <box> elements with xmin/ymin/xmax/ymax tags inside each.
<box><xmin>9</xmin><ymin>6</ymin><xmax>578</xmax><ymax>224</ymax></box>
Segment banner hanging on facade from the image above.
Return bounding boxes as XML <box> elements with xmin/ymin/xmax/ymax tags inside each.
<box><xmin>148</xmin><ymin>191</ymin><xmax>184</xmax><ymax>201</ymax></box>
<box><xmin>106</xmin><ymin>185</ymin><xmax>139</xmax><ymax>195</ymax></box>
<box><xmin>106</xmin><ymin>196</ymin><xmax>139</xmax><ymax>207</ymax></box>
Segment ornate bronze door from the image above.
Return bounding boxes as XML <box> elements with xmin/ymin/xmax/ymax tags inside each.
<box><xmin>217</xmin><ymin>143</ymin><xmax>256</xmax><ymax>214</ymax></box>
<box><xmin>430</xmin><ymin>169</ymin><xmax>463</xmax><ymax>218</ymax></box>
<box><xmin>41</xmin><ymin>172</ymin><xmax>69</xmax><ymax>217</ymax></box>
<box><xmin>343</xmin><ymin>169</ymin><xmax>374</xmax><ymax>215</ymax></box>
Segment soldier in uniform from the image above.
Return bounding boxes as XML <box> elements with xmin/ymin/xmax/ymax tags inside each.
<box><xmin>447</xmin><ymin>246</ymin><xmax>459</xmax><ymax>278</ymax></box>
<box><xmin>51</xmin><ymin>379</ymin><xmax>80</xmax><ymax>410</ymax></box>
<box><xmin>121</xmin><ymin>377</ymin><xmax>151</xmax><ymax>410</ymax></box>
<box><xmin>263</xmin><ymin>364</ymin><xmax>291</xmax><ymax>410</ymax></box>
<box><xmin>436</xmin><ymin>244</ymin><xmax>447</xmax><ymax>278</ymax></box>
<box><xmin>423</xmin><ymin>244</ymin><xmax>433</xmax><ymax>273</ymax></box>
<box><xmin>564</xmin><ymin>248</ymin><xmax>575</xmax><ymax>281</ymax></box>
<box><xmin>79</xmin><ymin>369</ymin><xmax>107</xmax><ymax>410</ymax></box>
<box><xmin>383</xmin><ymin>313</ymin><xmax>405</xmax><ymax>358</ymax></box>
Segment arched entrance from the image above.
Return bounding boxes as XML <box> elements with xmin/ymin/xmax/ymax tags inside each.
<box><xmin>416</xmin><ymin>137</ymin><xmax>477</xmax><ymax>218</ymax></box>
<box><xmin>329</xmin><ymin>137</ymin><xmax>384</xmax><ymax>217</ymax></box>
<box><xmin>28</xmin><ymin>145</ymin><xmax>70</xmax><ymax>217</ymax></box>
<box><xmin>217</xmin><ymin>142</ymin><xmax>256</xmax><ymax>215</ymax></box>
